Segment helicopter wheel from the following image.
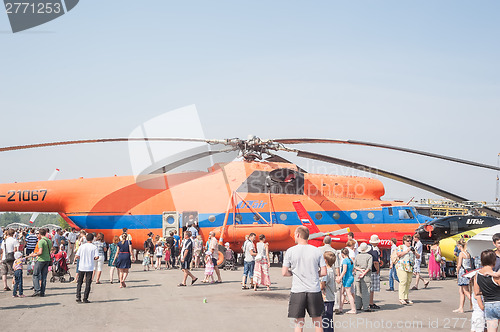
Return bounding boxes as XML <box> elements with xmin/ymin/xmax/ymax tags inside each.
<box><xmin>217</xmin><ymin>245</ymin><xmax>226</xmax><ymax>268</ymax></box>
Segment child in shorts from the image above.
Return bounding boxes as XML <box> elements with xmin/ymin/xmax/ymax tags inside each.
<box><xmin>155</xmin><ymin>244</ymin><xmax>164</xmax><ymax>270</ymax></box>
<box><xmin>143</xmin><ymin>251</ymin><xmax>151</xmax><ymax>271</ymax></box>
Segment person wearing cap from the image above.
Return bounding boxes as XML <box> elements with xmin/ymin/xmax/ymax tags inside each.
<box><xmin>367</xmin><ymin>235</ymin><xmax>381</xmax><ymax>310</ymax></box>
<box><xmin>353</xmin><ymin>242</ymin><xmax>373</xmax><ymax>312</ymax></box>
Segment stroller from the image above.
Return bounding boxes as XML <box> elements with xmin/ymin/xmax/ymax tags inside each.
<box><xmin>223</xmin><ymin>248</ymin><xmax>236</xmax><ymax>271</ymax></box>
<box><xmin>50</xmin><ymin>251</ymin><xmax>74</xmax><ymax>283</ymax></box>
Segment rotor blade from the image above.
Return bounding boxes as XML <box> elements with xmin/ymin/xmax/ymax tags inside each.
<box><xmin>275</xmin><ymin>138</ymin><xmax>500</xmax><ymax>172</ymax></box>
<box><xmin>0</xmin><ymin>138</ymin><xmax>221</xmax><ymax>153</ymax></box>
<box><xmin>293</xmin><ymin>149</ymin><xmax>500</xmax><ymax>218</ymax></box>
<box><xmin>265</xmin><ymin>154</ymin><xmax>307</xmax><ymax>173</ymax></box>
<box><xmin>149</xmin><ymin>147</ymin><xmax>238</xmax><ymax>174</ymax></box>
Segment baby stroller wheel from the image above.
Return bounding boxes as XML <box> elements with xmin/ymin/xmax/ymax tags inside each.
<box><xmin>69</xmin><ymin>277</ymin><xmax>74</xmax><ymax>282</ymax></box>
<box><xmin>60</xmin><ymin>277</ymin><xmax>66</xmax><ymax>283</ymax></box>
<box><xmin>50</xmin><ymin>276</ymin><xmax>56</xmax><ymax>283</ymax></box>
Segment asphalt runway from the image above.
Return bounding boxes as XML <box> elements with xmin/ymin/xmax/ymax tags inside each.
<box><xmin>0</xmin><ymin>263</ymin><xmax>476</xmax><ymax>332</ymax></box>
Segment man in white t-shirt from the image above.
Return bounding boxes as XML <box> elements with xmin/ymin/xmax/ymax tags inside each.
<box><xmin>1</xmin><ymin>229</ymin><xmax>19</xmax><ymax>291</ymax></box>
<box><xmin>75</xmin><ymin>233</ymin><xmax>99</xmax><ymax>303</ymax></box>
<box><xmin>283</xmin><ymin>226</ymin><xmax>326</xmax><ymax>332</ymax></box>
<box><xmin>241</xmin><ymin>233</ymin><xmax>256</xmax><ymax>289</ymax></box>
<box><xmin>411</xmin><ymin>233</ymin><xmax>428</xmax><ymax>290</ymax></box>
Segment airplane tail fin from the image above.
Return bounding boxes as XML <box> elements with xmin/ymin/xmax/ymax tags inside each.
<box><xmin>292</xmin><ymin>201</ymin><xmax>321</xmax><ymax>234</ymax></box>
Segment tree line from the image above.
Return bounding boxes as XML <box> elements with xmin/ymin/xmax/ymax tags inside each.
<box><xmin>0</xmin><ymin>212</ymin><xmax>65</xmax><ymax>228</ymax></box>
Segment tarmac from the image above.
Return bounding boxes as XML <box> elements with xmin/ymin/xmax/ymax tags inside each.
<box><xmin>0</xmin><ymin>262</ymin><xmax>476</xmax><ymax>332</ymax></box>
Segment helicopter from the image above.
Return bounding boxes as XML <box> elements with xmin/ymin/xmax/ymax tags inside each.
<box><xmin>416</xmin><ymin>215</ymin><xmax>500</xmax><ymax>261</ymax></box>
<box><xmin>1</xmin><ymin>135</ymin><xmax>499</xmax><ymax>264</ymax></box>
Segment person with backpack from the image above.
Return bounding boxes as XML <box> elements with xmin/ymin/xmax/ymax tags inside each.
<box><xmin>144</xmin><ymin>232</ymin><xmax>155</xmax><ymax>263</ymax></box>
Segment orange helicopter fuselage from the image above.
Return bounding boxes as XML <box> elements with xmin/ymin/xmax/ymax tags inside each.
<box><xmin>0</xmin><ymin>161</ymin><xmax>428</xmax><ymax>251</ymax></box>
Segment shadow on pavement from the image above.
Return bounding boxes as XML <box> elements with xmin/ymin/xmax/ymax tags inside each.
<box><xmin>249</xmin><ymin>292</ymin><xmax>289</xmax><ymax>300</ymax></box>
<box><xmin>91</xmin><ymin>298</ymin><xmax>138</xmax><ymax>304</ymax></box>
<box><xmin>128</xmin><ymin>284</ymin><xmax>162</xmax><ymax>289</ymax></box>
<box><xmin>1</xmin><ymin>302</ymin><xmax>60</xmax><ymax>310</ymax></box>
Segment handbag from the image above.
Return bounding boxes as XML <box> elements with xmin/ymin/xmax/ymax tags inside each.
<box><xmin>6</xmin><ymin>251</ymin><xmax>15</xmax><ymax>263</ymax></box>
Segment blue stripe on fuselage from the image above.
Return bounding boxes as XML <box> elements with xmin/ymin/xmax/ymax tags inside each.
<box><xmin>68</xmin><ymin>209</ymin><xmax>421</xmax><ymax>230</ymax></box>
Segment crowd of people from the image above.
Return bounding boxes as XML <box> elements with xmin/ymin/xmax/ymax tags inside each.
<box><xmin>0</xmin><ymin>225</ymin><xmax>275</xmax><ymax>302</ymax></box>
<box><xmin>281</xmin><ymin>229</ymin><xmax>500</xmax><ymax>332</ymax></box>
<box><xmin>1</xmin><ymin>225</ymin><xmax>500</xmax><ymax>331</ymax></box>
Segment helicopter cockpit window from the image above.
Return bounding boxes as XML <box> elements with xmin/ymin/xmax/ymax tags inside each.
<box><xmin>398</xmin><ymin>209</ymin><xmax>414</xmax><ymax>220</ymax></box>
<box><xmin>237</xmin><ymin>169</ymin><xmax>304</xmax><ymax>195</ymax></box>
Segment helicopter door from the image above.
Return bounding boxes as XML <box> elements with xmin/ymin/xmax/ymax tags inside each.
<box><xmin>162</xmin><ymin>211</ymin><xmax>179</xmax><ymax>237</ymax></box>
<box><xmin>450</xmin><ymin>220</ymin><xmax>459</xmax><ymax>235</ymax></box>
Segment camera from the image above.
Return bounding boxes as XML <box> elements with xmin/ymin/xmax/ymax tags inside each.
<box><xmin>410</xmin><ymin>246</ymin><xmax>415</xmax><ymax>252</ymax></box>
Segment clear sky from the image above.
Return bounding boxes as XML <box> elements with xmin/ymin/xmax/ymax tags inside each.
<box><xmin>0</xmin><ymin>1</ymin><xmax>499</xmax><ymax>203</ymax></box>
